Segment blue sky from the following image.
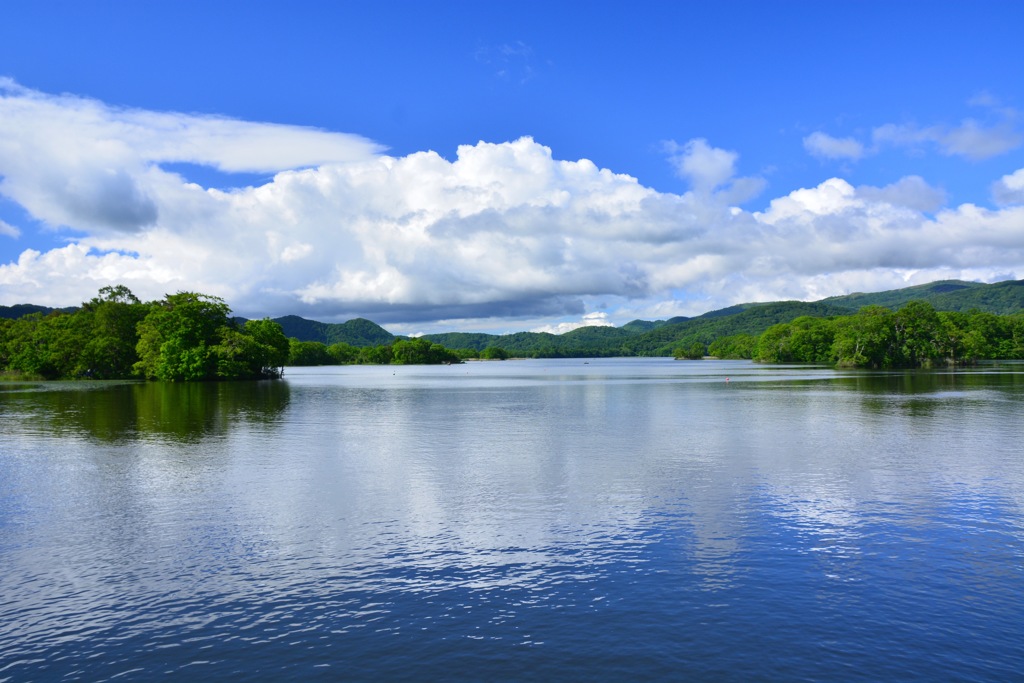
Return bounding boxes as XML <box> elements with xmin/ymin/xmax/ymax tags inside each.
<box><xmin>1</xmin><ymin>1</ymin><xmax>1023</xmax><ymax>334</ymax></box>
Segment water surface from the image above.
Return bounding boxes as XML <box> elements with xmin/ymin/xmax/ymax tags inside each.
<box><xmin>2</xmin><ymin>359</ymin><xmax>1023</xmax><ymax>681</ymax></box>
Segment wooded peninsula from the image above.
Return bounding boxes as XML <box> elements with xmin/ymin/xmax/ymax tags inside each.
<box><xmin>3</xmin><ymin>279</ymin><xmax>1024</xmax><ymax>381</ymax></box>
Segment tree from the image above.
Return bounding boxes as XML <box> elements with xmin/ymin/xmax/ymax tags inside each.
<box><xmin>831</xmin><ymin>306</ymin><xmax>895</xmax><ymax>368</ymax></box>
<box><xmin>708</xmin><ymin>333</ymin><xmax>757</xmax><ymax>359</ymax></box>
<box><xmin>754</xmin><ymin>317</ymin><xmax>835</xmax><ymax>364</ymax></box>
<box><xmin>480</xmin><ymin>346</ymin><xmax>509</xmax><ymax>360</ymax></box>
<box><xmin>80</xmin><ymin>285</ymin><xmax>147</xmax><ymax>378</ymax></box>
<box><xmin>391</xmin><ymin>338</ymin><xmax>461</xmax><ymax>364</ymax></box>
<box><xmin>288</xmin><ymin>340</ymin><xmax>334</xmax><ymax>366</ymax></box>
<box><xmin>328</xmin><ymin>342</ymin><xmax>360</xmax><ymax>364</ymax></box>
<box><xmin>359</xmin><ymin>344</ymin><xmax>393</xmax><ymax>364</ymax></box>
<box><xmin>242</xmin><ymin>319</ymin><xmax>290</xmax><ymax>377</ymax></box>
<box><xmin>892</xmin><ymin>301</ymin><xmax>942</xmax><ymax>367</ymax></box>
<box><xmin>674</xmin><ymin>341</ymin><xmax>706</xmax><ymax>360</ymax></box>
<box><xmin>210</xmin><ymin>320</ymin><xmax>290</xmax><ymax>379</ymax></box>
<box><xmin>134</xmin><ymin>292</ymin><xmax>232</xmax><ymax>381</ymax></box>
<box><xmin>786</xmin><ymin>317</ymin><xmax>835</xmax><ymax>363</ymax></box>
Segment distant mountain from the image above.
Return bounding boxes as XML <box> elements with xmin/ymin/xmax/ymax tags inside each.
<box><xmin>233</xmin><ymin>314</ymin><xmax>396</xmax><ymax>347</ymax></box>
<box><xmin>422</xmin><ymin>325</ymin><xmax>636</xmax><ymax>356</ymax></box>
<box><xmin>818</xmin><ymin>279</ymin><xmax>1024</xmax><ymax>315</ymax></box>
<box><xmin>910</xmin><ymin>279</ymin><xmax>1024</xmax><ymax>315</ymax></box>
<box><xmin>821</xmin><ymin>280</ymin><xmax>983</xmax><ymax>309</ymax></box>
<box><xmin>0</xmin><ymin>304</ymin><xmax>77</xmax><ymax>319</ymax></box>
<box><xmin>621</xmin><ymin>319</ymin><xmax>665</xmax><ymax>333</ymax></box>
<box><xmin>625</xmin><ymin>300</ymin><xmax>856</xmax><ymax>355</ymax></box>
<box><xmin>271</xmin><ymin>315</ymin><xmax>395</xmax><ymax>347</ymax></box>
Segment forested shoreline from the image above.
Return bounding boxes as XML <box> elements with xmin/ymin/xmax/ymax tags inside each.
<box><xmin>0</xmin><ymin>287</ymin><xmax>292</xmax><ymax>381</ymax></box>
<box><xmin>701</xmin><ymin>301</ymin><xmax>1024</xmax><ymax>368</ymax></box>
<box><xmin>5</xmin><ymin>286</ymin><xmax>1024</xmax><ymax>381</ymax></box>
<box><xmin>0</xmin><ymin>287</ymin><xmax>473</xmax><ymax>381</ymax></box>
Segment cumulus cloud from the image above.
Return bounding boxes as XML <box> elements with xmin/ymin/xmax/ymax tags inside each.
<box><xmin>803</xmin><ymin>132</ymin><xmax>865</xmax><ymax>161</ymax></box>
<box><xmin>0</xmin><ymin>78</ymin><xmax>382</xmax><ymax>233</ymax></box>
<box><xmin>857</xmin><ymin>176</ymin><xmax>947</xmax><ymax>213</ymax></box>
<box><xmin>665</xmin><ymin>138</ymin><xmax>737</xmax><ymax>191</ymax></box>
<box><xmin>1</xmin><ymin>82</ymin><xmax>1023</xmax><ymax>331</ymax></box>
<box><xmin>992</xmin><ymin>168</ymin><xmax>1024</xmax><ymax>206</ymax></box>
<box><xmin>663</xmin><ymin>138</ymin><xmax>765</xmax><ymax>203</ymax></box>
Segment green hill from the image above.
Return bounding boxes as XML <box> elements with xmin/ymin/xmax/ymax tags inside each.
<box><xmin>621</xmin><ymin>319</ymin><xmax>666</xmax><ymax>332</ymax></box>
<box><xmin>270</xmin><ymin>315</ymin><xmax>395</xmax><ymax>347</ymax></box>
<box><xmin>0</xmin><ymin>304</ymin><xmax>77</xmax><ymax>319</ymax></box>
<box><xmin>418</xmin><ymin>331</ymin><xmax>498</xmax><ymax>350</ymax></box>
<box><xmin>628</xmin><ymin>300</ymin><xmax>857</xmax><ymax>355</ymax></box>
<box><xmin>927</xmin><ymin>279</ymin><xmax>1024</xmax><ymax>314</ymax></box>
<box><xmin>821</xmin><ymin>280</ymin><xmax>986</xmax><ymax>309</ymax></box>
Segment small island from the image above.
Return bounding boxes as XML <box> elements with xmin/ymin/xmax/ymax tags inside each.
<box><xmin>0</xmin><ymin>286</ymin><xmax>465</xmax><ymax>382</ymax></box>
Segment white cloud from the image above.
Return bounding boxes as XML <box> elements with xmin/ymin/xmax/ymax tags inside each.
<box><xmin>803</xmin><ymin>132</ymin><xmax>865</xmax><ymax>161</ymax></box>
<box><xmin>665</xmin><ymin>138</ymin><xmax>737</xmax><ymax>191</ymax></box>
<box><xmin>992</xmin><ymin>168</ymin><xmax>1024</xmax><ymax>205</ymax></box>
<box><xmin>857</xmin><ymin>176</ymin><xmax>947</xmax><ymax>213</ymax></box>
<box><xmin>808</xmin><ymin>99</ymin><xmax>1022</xmax><ymax>164</ymax></box>
<box><xmin>0</xmin><ymin>79</ymin><xmax>382</xmax><ymax>234</ymax></box>
<box><xmin>872</xmin><ymin>119</ymin><xmax>1021</xmax><ymax>160</ymax></box>
<box><xmin>0</xmin><ymin>219</ymin><xmax>18</xmax><ymax>238</ymax></box>
<box><xmin>663</xmin><ymin>138</ymin><xmax>765</xmax><ymax>203</ymax></box>
<box><xmin>1</xmin><ymin>82</ymin><xmax>1023</xmax><ymax>332</ymax></box>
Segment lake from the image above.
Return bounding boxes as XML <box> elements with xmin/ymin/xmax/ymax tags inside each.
<box><xmin>2</xmin><ymin>358</ymin><xmax>1023</xmax><ymax>681</ymax></box>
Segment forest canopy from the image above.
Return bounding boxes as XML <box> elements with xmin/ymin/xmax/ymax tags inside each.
<box><xmin>0</xmin><ymin>287</ymin><xmax>290</xmax><ymax>381</ymax></box>
<box><xmin>708</xmin><ymin>302</ymin><xmax>1024</xmax><ymax>368</ymax></box>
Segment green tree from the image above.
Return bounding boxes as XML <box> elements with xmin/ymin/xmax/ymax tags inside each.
<box><xmin>753</xmin><ymin>322</ymin><xmax>794</xmax><ymax>363</ymax></box>
<box><xmin>892</xmin><ymin>301</ymin><xmax>942</xmax><ymax>367</ymax></box>
<box><xmin>936</xmin><ymin>311</ymin><xmax>969</xmax><ymax>364</ymax></box>
<box><xmin>79</xmin><ymin>285</ymin><xmax>147</xmax><ymax>378</ymax></box>
<box><xmin>391</xmin><ymin>338</ymin><xmax>461</xmax><ymax>364</ymax></box>
<box><xmin>134</xmin><ymin>292</ymin><xmax>232</xmax><ymax>381</ymax></box>
<box><xmin>480</xmin><ymin>346</ymin><xmax>509</xmax><ymax>360</ymax></box>
<box><xmin>831</xmin><ymin>305</ymin><xmax>895</xmax><ymax>368</ymax></box>
<box><xmin>242</xmin><ymin>319</ymin><xmax>290</xmax><ymax>377</ymax></box>
<box><xmin>210</xmin><ymin>319</ymin><xmax>290</xmax><ymax>379</ymax></box>
<box><xmin>287</xmin><ymin>340</ymin><xmax>334</xmax><ymax>366</ymax></box>
<box><xmin>674</xmin><ymin>341</ymin><xmax>706</xmax><ymax>360</ymax></box>
<box><xmin>967</xmin><ymin>311</ymin><xmax>1012</xmax><ymax>360</ymax></box>
<box><xmin>327</xmin><ymin>341</ymin><xmax>360</xmax><ymax>364</ymax></box>
<box><xmin>786</xmin><ymin>316</ymin><xmax>835</xmax><ymax>363</ymax></box>
<box><xmin>708</xmin><ymin>333</ymin><xmax>757</xmax><ymax>359</ymax></box>
<box><xmin>2</xmin><ymin>312</ymin><xmax>90</xmax><ymax>379</ymax></box>
<box><xmin>359</xmin><ymin>344</ymin><xmax>394</xmax><ymax>364</ymax></box>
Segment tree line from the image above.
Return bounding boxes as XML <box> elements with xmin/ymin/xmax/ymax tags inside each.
<box><xmin>698</xmin><ymin>301</ymin><xmax>1024</xmax><ymax>367</ymax></box>
<box><xmin>6</xmin><ymin>288</ymin><xmax>1023</xmax><ymax>379</ymax></box>
<box><xmin>287</xmin><ymin>337</ymin><xmax>463</xmax><ymax>366</ymax></box>
<box><xmin>0</xmin><ymin>286</ymin><xmax>291</xmax><ymax>381</ymax></box>
<box><xmin>0</xmin><ymin>286</ymin><xmax>471</xmax><ymax>381</ymax></box>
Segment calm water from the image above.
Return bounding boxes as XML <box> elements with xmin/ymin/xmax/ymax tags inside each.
<box><xmin>2</xmin><ymin>359</ymin><xmax>1024</xmax><ymax>681</ymax></box>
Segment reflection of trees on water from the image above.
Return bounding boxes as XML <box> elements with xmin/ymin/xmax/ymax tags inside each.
<box><xmin>834</xmin><ymin>367</ymin><xmax>1024</xmax><ymax>395</ymax></box>
<box><xmin>828</xmin><ymin>368</ymin><xmax>1024</xmax><ymax>417</ymax></box>
<box><xmin>2</xmin><ymin>380</ymin><xmax>290</xmax><ymax>442</ymax></box>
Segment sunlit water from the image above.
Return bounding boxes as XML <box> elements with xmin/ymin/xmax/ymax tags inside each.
<box><xmin>2</xmin><ymin>359</ymin><xmax>1023</xmax><ymax>681</ymax></box>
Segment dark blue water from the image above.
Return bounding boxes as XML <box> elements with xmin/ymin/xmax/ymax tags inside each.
<box><xmin>2</xmin><ymin>359</ymin><xmax>1023</xmax><ymax>681</ymax></box>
